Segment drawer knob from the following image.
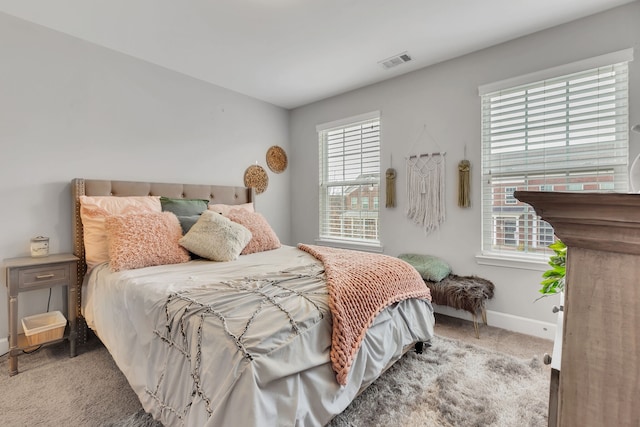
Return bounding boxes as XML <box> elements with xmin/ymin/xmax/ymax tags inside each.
<box><xmin>552</xmin><ymin>305</ymin><xmax>563</xmax><ymax>313</ymax></box>
<box><xmin>36</xmin><ymin>274</ymin><xmax>55</xmax><ymax>280</ymax></box>
<box><xmin>543</xmin><ymin>353</ymin><xmax>552</xmax><ymax>365</ymax></box>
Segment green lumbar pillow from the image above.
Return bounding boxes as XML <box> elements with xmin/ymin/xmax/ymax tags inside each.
<box><xmin>398</xmin><ymin>253</ymin><xmax>452</xmax><ymax>282</ymax></box>
<box><xmin>160</xmin><ymin>197</ymin><xmax>210</xmax><ymax>236</ymax></box>
<box><xmin>160</xmin><ymin>196</ymin><xmax>209</xmax><ymax>217</ymax></box>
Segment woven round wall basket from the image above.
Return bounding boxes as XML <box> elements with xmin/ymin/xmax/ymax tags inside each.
<box><xmin>244</xmin><ymin>164</ymin><xmax>269</xmax><ymax>194</ymax></box>
<box><xmin>266</xmin><ymin>145</ymin><xmax>288</xmax><ymax>173</ymax></box>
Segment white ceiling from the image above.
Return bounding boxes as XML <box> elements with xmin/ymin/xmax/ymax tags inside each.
<box><xmin>0</xmin><ymin>0</ymin><xmax>635</xmax><ymax>109</ymax></box>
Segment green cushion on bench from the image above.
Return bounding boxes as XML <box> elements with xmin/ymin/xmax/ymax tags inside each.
<box><xmin>398</xmin><ymin>253</ymin><xmax>452</xmax><ymax>282</ymax></box>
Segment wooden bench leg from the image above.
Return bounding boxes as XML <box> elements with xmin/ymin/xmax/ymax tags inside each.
<box><xmin>471</xmin><ymin>307</ymin><xmax>489</xmax><ymax>339</ymax></box>
<box><xmin>473</xmin><ymin>314</ymin><xmax>480</xmax><ymax>339</ymax></box>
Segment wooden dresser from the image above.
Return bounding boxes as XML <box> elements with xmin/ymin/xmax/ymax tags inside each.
<box><xmin>515</xmin><ymin>191</ymin><xmax>640</xmax><ymax>427</ymax></box>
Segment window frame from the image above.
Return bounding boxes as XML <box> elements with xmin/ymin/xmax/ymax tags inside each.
<box><xmin>477</xmin><ymin>50</ymin><xmax>632</xmax><ymax>268</ymax></box>
<box><xmin>316</xmin><ymin>111</ymin><xmax>382</xmax><ymax>252</ymax></box>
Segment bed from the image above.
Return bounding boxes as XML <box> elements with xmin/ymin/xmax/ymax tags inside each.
<box><xmin>71</xmin><ymin>178</ymin><xmax>435</xmax><ymax>427</ymax></box>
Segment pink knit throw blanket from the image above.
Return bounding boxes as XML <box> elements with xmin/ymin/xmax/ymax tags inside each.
<box><xmin>297</xmin><ymin>244</ymin><xmax>431</xmax><ymax>385</ymax></box>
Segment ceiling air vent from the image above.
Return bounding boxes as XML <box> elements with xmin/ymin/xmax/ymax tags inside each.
<box><xmin>379</xmin><ymin>52</ymin><xmax>412</xmax><ymax>70</ymax></box>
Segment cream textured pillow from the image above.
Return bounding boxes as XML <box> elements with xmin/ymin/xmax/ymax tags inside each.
<box><xmin>79</xmin><ymin>196</ymin><xmax>162</xmax><ymax>270</ymax></box>
<box><xmin>179</xmin><ymin>210</ymin><xmax>252</xmax><ymax>261</ymax></box>
<box><xmin>104</xmin><ymin>212</ymin><xmax>190</xmax><ymax>272</ymax></box>
<box><xmin>208</xmin><ymin>202</ymin><xmax>255</xmax><ymax>216</ymax></box>
<box><xmin>227</xmin><ymin>209</ymin><xmax>281</xmax><ymax>255</ymax></box>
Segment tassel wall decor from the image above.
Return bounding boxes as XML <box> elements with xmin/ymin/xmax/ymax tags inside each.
<box><xmin>385</xmin><ymin>168</ymin><xmax>397</xmax><ymax>208</ymax></box>
<box><xmin>458</xmin><ymin>159</ymin><xmax>471</xmax><ymax>208</ymax></box>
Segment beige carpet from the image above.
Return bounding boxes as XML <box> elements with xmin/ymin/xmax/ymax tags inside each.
<box><xmin>0</xmin><ymin>314</ymin><xmax>553</xmax><ymax>426</ymax></box>
<box><xmin>434</xmin><ymin>313</ymin><xmax>553</xmax><ymax>359</ymax></box>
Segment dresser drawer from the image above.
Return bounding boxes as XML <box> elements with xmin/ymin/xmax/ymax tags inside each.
<box><xmin>18</xmin><ymin>264</ymin><xmax>70</xmax><ymax>290</ymax></box>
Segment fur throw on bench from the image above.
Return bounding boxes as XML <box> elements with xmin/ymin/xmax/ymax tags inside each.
<box><xmin>424</xmin><ymin>274</ymin><xmax>494</xmax><ymax>317</ymax></box>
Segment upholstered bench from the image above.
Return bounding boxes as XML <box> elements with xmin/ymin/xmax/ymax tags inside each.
<box><xmin>424</xmin><ymin>274</ymin><xmax>495</xmax><ymax>338</ymax></box>
<box><xmin>398</xmin><ymin>254</ymin><xmax>495</xmax><ymax>338</ymax></box>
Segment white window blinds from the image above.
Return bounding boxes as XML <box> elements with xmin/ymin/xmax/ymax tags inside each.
<box><xmin>317</xmin><ymin>113</ymin><xmax>381</xmax><ymax>247</ymax></box>
<box><xmin>481</xmin><ymin>61</ymin><xmax>629</xmax><ymax>258</ymax></box>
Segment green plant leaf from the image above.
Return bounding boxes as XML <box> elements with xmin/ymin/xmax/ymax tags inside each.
<box><xmin>549</xmin><ymin>240</ymin><xmax>567</xmax><ymax>253</ymax></box>
<box><xmin>538</xmin><ymin>238</ymin><xmax>566</xmax><ymax>299</ymax></box>
<box><xmin>541</xmin><ymin>277</ymin><xmax>559</xmax><ymax>286</ymax></box>
<box><xmin>542</xmin><ymin>267</ymin><xmax>564</xmax><ymax>278</ymax></box>
<box><xmin>549</xmin><ymin>255</ymin><xmax>565</xmax><ymax>267</ymax></box>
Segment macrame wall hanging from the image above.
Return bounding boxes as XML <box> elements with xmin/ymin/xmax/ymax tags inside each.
<box><xmin>405</xmin><ymin>152</ymin><xmax>446</xmax><ymax>234</ymax></box>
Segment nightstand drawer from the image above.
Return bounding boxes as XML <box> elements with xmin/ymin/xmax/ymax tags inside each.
<box><xmin>18</xmin><ymin>264</ymin><xmax>70</xmax><ymax>289</ymax></box>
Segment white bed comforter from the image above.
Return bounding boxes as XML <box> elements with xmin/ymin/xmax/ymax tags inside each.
<box><xmin>83</xmin><ymin>245</ymin><xmax>434</xmax><ymax>427</ymax></box>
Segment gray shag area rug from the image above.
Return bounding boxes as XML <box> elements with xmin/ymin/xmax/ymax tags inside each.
<box><xmin>103</xmin><ymin>335</ymin><xmax>549</xmax><ymax>427</ymax></box>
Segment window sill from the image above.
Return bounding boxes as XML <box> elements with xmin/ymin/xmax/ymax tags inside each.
<box><xmin>314</xmin><ymin>238</ymin><xmax>383</xmax><ymax>253</ymax></box>
<box><xmin>475</xmin><ymin>252</ymin><xmax>548</xmax><ymax>271</ymax></box>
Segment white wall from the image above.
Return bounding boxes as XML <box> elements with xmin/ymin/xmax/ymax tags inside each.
<box><xmin>290</xmin><ymin>2</ymin><xmax>640</xmax><ymax>338</ymax></box>
<box><xmin>0</xmin><ymin>13</ymin><xmax>290</xmax><ymax>352</ymax></box>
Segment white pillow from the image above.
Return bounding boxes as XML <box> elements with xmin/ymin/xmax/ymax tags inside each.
<box><xmin>208</xmin><ymin>202</ymin><xmax>254</xmax><ymax>216</ymax></box>
<box><xmin>179</xmin><ymin>210</ymin><xmax>252</xmax><ymax>262</ymax></box>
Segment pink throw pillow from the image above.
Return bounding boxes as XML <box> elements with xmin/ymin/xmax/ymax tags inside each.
<box><xmin>104</xmin><ymin>212</ymin><xmax>190</xmax><ymax>271</ymax></box>
<box><xmin>79</xmin><ymin>196</ymin><xmax>161</xmax><ymax>270</ymax></box>
<box><xmin>227</xmin><ymin>209</ymin><xmax>280</xmax><ymax>255</ymax></box>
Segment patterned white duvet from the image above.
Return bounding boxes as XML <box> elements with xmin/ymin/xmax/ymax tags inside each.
<box><xmin>83</xmin><ymin>245</ymin><xmax>434</xmax><ymax>426</ymax></box>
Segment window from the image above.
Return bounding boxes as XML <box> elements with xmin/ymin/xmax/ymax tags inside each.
<box><xmin>537</xmin><ymin>220</ymin><xmax>555</xmax><ymax>247</ymax></box>
<box><xmin>480</xmin><ymin>52</ymin><xmax>630</xmax><ymax>260</ymax></box>
<box><xmin>600</xmin><ymin>182</ymin><xmax>615</xmax><ymax>191</ymax></box>
<box><xmin>504</xmin><ymin>187</ymin><xmax>517</xmax><ymax>204</ymax></box>
<box><xmin>317</xmin><ymin>112</ymin><xmax>381</xmax><ymax>248</ymax></box>
<box><xmin>503</xmin><ymin>219</ymin><xmax>518</xmax><ymax>246</ymax></box>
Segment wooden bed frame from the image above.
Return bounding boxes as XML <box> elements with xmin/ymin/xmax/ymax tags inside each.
<box><xmin>70</xmin><ymin>178</ymin><xmax>253</xmax><ymax>343</ymax></box>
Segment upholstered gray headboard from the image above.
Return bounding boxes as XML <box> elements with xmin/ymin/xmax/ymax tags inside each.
<box><xmin>71</xmin><ymin>178</ymin><xmax>253</xmax><ymax>341</ymax></box>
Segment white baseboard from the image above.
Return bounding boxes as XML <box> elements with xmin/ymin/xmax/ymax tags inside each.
<box><xmin>433</xmin><ymin>306</ymin><xmax>556</xmax><ymax>341</ymax></box>
<box><xmin>0</xmin><ymin>337</ymin><xmax>8</xmax><ymax>356</ymax></box>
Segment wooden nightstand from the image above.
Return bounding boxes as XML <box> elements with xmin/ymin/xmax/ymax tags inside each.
<box><xmin>3</xmin><ymin>253</ymin><xmax>79</xmax><ymax>376</ymax></box>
